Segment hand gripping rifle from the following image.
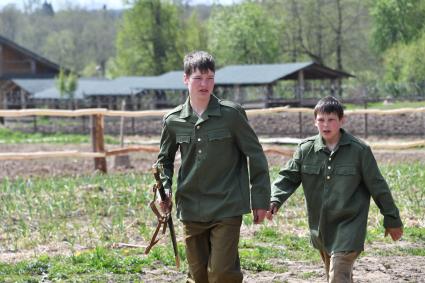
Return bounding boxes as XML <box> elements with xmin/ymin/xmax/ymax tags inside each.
<box><xmin>144</xmin><ymin>164</ymin><xmax>180</xmax><ymax>269</ymax></box>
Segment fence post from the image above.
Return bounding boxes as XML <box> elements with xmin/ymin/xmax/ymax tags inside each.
<box><xmin>91</xmin><ymin>114</ymin><xmax>107</xmax><ymax>173</ymax></box>
<box><xmin>299</xmin><ymin>112</ymin><xmax>303</xmax><ymax>138</ymax></box>
<box><xmin>362</xmin><ymin>86</ymin><xmax>368</xmax><ymax>138</ymax></box>
<box><xmin>81</xmin><ymin>116</ymin><xmax>86</xmax><ymax>133</ymax></box>
<box><xmin>33</xmin><ymin>116</ymin><xmax>37</xmax><ymax>132</ymax></box>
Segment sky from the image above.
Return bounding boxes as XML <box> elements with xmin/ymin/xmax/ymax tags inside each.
<box><xmin>0</xmin><ymin>0</ymin><xmax>242</xmax><ymax>11</ymax></box>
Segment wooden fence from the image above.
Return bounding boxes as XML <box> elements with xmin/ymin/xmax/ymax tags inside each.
<box><xmin>1</xmin><ymin>107</ymin><xmax>425</xmax><ymax>173</ymax></box>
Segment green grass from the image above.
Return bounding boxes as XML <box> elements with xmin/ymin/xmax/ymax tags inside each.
<box><xmin>0</xmin><ymin>246</ymin><xmax>185</xmax><ymax>282</ymax></box>
<box><xmin>0</xmin><ymin>127</ymin><xmax>118</xmax><ymax>144</ymax></box>
<box><xmin>0</xmin><ymin>163</ymin><xmax>424</xmax><ymax>281</ymax></box>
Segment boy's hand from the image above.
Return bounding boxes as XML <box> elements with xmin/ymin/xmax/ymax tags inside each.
<box><xmin>385</xmin><ymin>227</ymin><xmax>403</xmax><ymax>241</ymax></box>
<box><xmin>252</xmin><ymin>209</ymin><xmax>267</xmax><ymax>224</ymax></box>
<box><xmin>266</xmin><ymin>202</ymin><xmax>280</xmax><ymax>220</ymax></box>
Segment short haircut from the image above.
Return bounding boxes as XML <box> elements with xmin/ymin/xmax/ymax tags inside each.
<box><xmin>184</xmin><ymin>51</ymin><xmax>215</xmax><ymax>76</ymax></box>
<box><xmin>314</xmin><ymin>96</ymin><xmax>344</xmax><ymax>119</ymax></box>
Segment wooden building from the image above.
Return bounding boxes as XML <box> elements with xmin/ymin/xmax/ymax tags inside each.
<box><xmin>0</xmin><ymin>35</ymin><xmax>60</xmax><ymax>111</ymax></box>
<box><xmin>214</xmin><ymin>62</ymin><xmax>353</xmax><ymax>108</ymax></box>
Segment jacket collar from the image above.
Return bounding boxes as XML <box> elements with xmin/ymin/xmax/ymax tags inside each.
<box><xmin>314</xmin><ymin>128</ymin><xmax>350</xmax><ymax>152</ymax></box>
<box><xmin>179</xmin><ymin>95</ymin><xmax>221</xmax><ymax>119</ymax></box>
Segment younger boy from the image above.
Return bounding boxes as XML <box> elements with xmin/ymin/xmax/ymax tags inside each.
<box><xmin>268</xmin><ymin>96</ymin><xmax>403</xmax><ymax>282</ymax></box>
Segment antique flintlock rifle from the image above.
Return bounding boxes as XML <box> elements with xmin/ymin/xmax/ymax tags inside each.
<box><xmin>144</xmin><ymin>164</ymin><xmax>180</xmax><ymax>268</ymax></box>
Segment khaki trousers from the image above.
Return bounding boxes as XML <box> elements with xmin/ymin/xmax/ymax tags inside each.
<box><xmin>319</xmin><ymin>250</ymin><xmax>360</xmax><ymax>283</ymax></box>
<box><xmin>183</xmin><ymin>216</ymin><xmax>243</xmax><ymax>283</ymax></box>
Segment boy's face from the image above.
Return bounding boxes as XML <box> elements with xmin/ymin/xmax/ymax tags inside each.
<box><xmin>314</xmin><ymin>112</ymin><xmax>344</xmax><ymax>145</ymax></box>
<box><xmin>184</xmin><ymin>68</ymin><xmax>215</xmax><ymax>102</ymax></box>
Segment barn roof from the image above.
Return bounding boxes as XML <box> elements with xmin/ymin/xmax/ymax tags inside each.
<box><xmin>11</xmin><ymin>78</ymin><xmax>55</xmax><ymax>93</ymax></box>
<box><xmin>16</xmin><ymin>62</ymin><xmax>353</xmax><ymax>100</ymax></box>
<box><xmin>214</xmin><ymin>62</ymin><xmax>352</xmax><ymax>86</ymax></box>
<box><xmin>32</xmin><ymin>79</ymin><xmax>131</xmax><ymax>99</ymax></box>
<box><xmin>0</xmin><ymin>35</ymin><xmax>60</xmax><ymax>76</ymax></box>
<box><xmin>114</xmin><ymin>72</ymin><xmax>186</xmax><ymax>91</ymax></box>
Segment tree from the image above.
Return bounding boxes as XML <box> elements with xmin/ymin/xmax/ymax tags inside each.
<box><xmin>0</xmin><ymin>4</ymin><xmax>22</xmax><ymax>40</ymax></box>
<box><xmin>80</xmin><ymin>8</ymin><xmax>117</xmax><ymax>77</ymax></box>
<box><xmin>371</xmin><ymin>0</ymin><xmax>425</xmax><ymax>52</ymax></box>
<box><xmin>1</xmin><ymin>4</ymin><xmax>118</xmax><ymax>76</ymax></box>
<box><xmin>56</xmin><ymin>69</ymin><xmax>78</xmax><ymax>109</ymax></box>
<box><xmin>115</xmin><ymin>0</ymin><xmax>183</xmax><ymax>76</ymax></box>
<box><xmin>43</xmin><ymin>30</ymin><xmax>77</xmax><ymax>69</ymax></box>
<box><xmin>383</xmin><ymin>30</ymin><xmax>425</xmax><ymax>97</ymax></box>
<box><xmin>182</xmin><ymin>10</ymin><xmax>208</xmax><ymax>53</ymax></box>
<box><xmin>208</xmin><ymin>2</ymin><xmax>280</xmax><ymax>65</ymax></box>
<box><xmin>270</xmin><ymin>0</ymin><xmax>372</xmax><ymax>71</ymax></box>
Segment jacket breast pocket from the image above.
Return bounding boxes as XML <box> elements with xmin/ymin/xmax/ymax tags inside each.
<box><xmin>176</xmin><ymin>135</ymin><xmax>191</xmax><ymax>144</ymax></box>
<box><xmin>302</xmin><ymin>164</ymin><xmax>321</xmax><ymax>175</ymax></box>
<box><xmin>176</xmin><ymin>135</ymin><xmax>191</xmax><ymax>154</ymax></box>
<box><xmin>207</xmin><ymin>129</ymin><xmax>232</xmax><ymax>142</ymax></box>
<box><xmin>335</xmin><ymin>166</ymin><xmax>356</xmax><ymax>175</ymax></box>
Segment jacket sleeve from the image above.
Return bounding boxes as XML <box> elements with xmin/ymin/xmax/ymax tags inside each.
<box><xmin>231</xmin><ymin>108</ymin><xmax>271</xmax><ymax>210</ymax></box>
<box><xmin>361</xmin><ymin>146</ymin><xmax>403</xmax><ymax>228</ymax></box>
<box><xmin>157</xmin><ymin>120</ymin><xmax>178</xmax><ymax>191</ymax></box>
<box><xmin>271</xmin><ymin>146</ymin><xmax>303</xmax><ymax>207</ymax></box>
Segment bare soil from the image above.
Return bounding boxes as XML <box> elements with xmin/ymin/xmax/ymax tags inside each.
<box><xmin>1</xmin><ymin>142</ymin><xmax>424</xmax><ymax>282</ymax></box>
<box><xmin>1</xmin><ymin>142</ymin><xmax>425</xmax><ymax>179</ymax></box>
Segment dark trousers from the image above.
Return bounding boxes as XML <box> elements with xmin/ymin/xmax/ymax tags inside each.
<box><xmin>183</xmin><ymin>216</ymin><xmax>243</xmax><ymax>283</ymax></box>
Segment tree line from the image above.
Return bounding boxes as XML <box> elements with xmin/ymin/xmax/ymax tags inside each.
<box><xmin>1</xmin><ymin>0</ymin><xmax>424</xmax><ymax>99</ymax></box>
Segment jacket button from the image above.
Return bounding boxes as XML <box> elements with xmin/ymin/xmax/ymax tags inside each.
<box><xmin>327</xmin><ymin>176</ymin><xmax>331</xmax><ymax>180</ymax></box>
<box><xmin>198</xmin><ymin>150</ymin><xmax>202</xmax><ymax>154</ymax></box>
<box><xmin>328</xmin><ymin>166</ymin><xmax>331</xmax><ymax>170</ymax></box>
<box><xmin>196</xmin><ymin>125</ymin><xmax>201</xmax><ymax>130</ymax></box>
<box><xmin>197</xmin><ymin>138</ymin><xmax>201</xmax><ymax>142</ymax></box>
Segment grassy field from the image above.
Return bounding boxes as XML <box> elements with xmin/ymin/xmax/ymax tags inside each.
<box><xmin>0</xmin><ymin>162</ymin><xmax>424</xmax><ymax>282</ymax></box>
<box><xmin>0</xmin><ymin>127</ymin><xmax>118</xmax><ymax>145</ymax></box>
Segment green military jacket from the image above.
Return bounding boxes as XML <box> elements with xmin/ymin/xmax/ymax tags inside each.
<box><xmin>157</xmin><ymin>95</ymin><xmax>270</xmax><ymax>222</ymax></box>
<box><xmin>271</xmin><ymin>129</ymin><xmax>403</xmax><ymax>253</ymax></box>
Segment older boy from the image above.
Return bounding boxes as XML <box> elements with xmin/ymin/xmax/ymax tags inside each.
<box><xmin>268</xmin><ymin>96</ymin><xmax>403</xmax><ymax>282</ymax></box>
<box><xmin>157</xmin><ymin>51</ymin><xmax>270</xmax><ymax>283</ymax></box>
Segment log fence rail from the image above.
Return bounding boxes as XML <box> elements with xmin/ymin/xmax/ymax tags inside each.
<box><xmin>1</xmin><ymin>107</ymin><xmax>425</xmax><ymax>173</ymax></box>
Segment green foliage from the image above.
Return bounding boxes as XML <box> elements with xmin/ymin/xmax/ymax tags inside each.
<box><xmin>380</xmin><ymin>163</ymin><xmax>425</xmax><ymax>215</ymax></box>
<box><xmin>208</xmin><ymin>2</ymin><xmax>280</xmax><ymax>65</ymax></box>
<box><xmin>115</xmin><ymin>0</ymin><xmax>183</xmax><ymax>76</ymax></box>
<box><xmin>0</xmin><ymin>4</ymin><xmax>22</xmax><ymax>40</ymax></box>
<box><xmin>182</xmin><ymin>10</ymin><xmax>208</xmax><ymax>53</ymax></box>
<box><xmin>250</xmin><ymin>226</ymin><xmax>320</xmax><ymax>263</ymax></box>
<box><xmin>0</xmin><ymin>173</ymin><xmax>152</xmax><ymax>251</ymax></box>
<box><xmin>55</xmin><ymin>69</ymin><xmax>78</xmax><ymax>101</ymax></box>
<box><xmin>239</xmin><ymin>240</ymin><xmax>281</xmax><ymax>271</ymax></box>
<box><xmin>382</xmin><ymin>30</ymin><xmax>425</xmax><ymax>97</ymax></box>
<box><xmin>0</xmin><ymin>6</ymin><xmax>117</xmax><ymax>74</ymax></box>
<box><xmin>3</xmin><ymin>0</ymin><xmax>419</xmax><ymax>80</ymax></box>
<box><xmin>44</xmin><ymin>30</ymin><xmax>77</xmax><ymax>70</ymax></box>
<box><xmin>371</xmin><ymin>0</ymin><xmax>425</xmax><ymax>52</ymax></box>
<box><xmin>0</xmin><ymin>246</ymin><xmax>182</xmax><ymax>281</ymax></box>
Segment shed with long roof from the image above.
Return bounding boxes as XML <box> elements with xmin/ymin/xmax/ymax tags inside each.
<box><xmin>214</xmin><ymin>61</ymin><xmax>353</xmax><ymax>107</ymax></box>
